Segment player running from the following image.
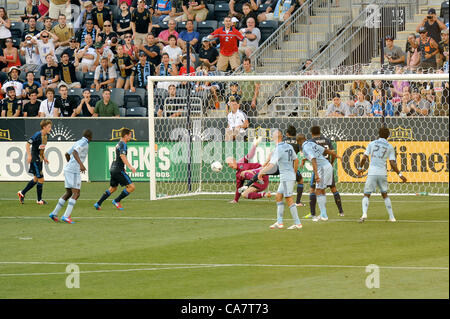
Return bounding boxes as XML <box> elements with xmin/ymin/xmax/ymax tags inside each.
<box><xmin>258</xmin><ymin>129</ymin><xmax>302</xmax><ymax>230</ymax></box>
<box><xmin>49</xmin><ymin>130</ymin><xmax>93</xmax><ymax>224</ymax></box>
<box><xmin>302</xmin><ymin>126</ymin><xmax>344</xmax><ymax>219</ymax></box>
<box><xmin>357</xmin><ymin>127</ymin><xmax>407</xmax><ymax>223</ymax></box>
<box><xmin>94</xmin><ymin>128</ymin><xmax>136</xmax><ymax>210</ymax></box>
<box><xmin>17</xmin><ymin>119</ymin><xmax>52</xmax><ymax>205</ymax></box>
<box><xmin>226</xmin><ymin>137</ymin><xmax>271</xmax><ymax>203</ymax></box>
<box><xmin>296</xmin><ymin>134</ymin><xmax>341</xmax><ymax>222</ymax></box>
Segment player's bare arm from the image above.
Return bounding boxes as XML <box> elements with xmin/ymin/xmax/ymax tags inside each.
<box><xmin>65</xmin><ymin>152</ymin><xmax>70</xmax><ymax>162</ymax></box>
<box><xmin>72</xmin><ymin>150</ymin><xmax>86</xmax><ymax>173</ymax></box>
<box><xmin>258</xmin><ymin>163</ymin><xmax>274</xmax><ymax>180</ymax></box>
<box><xmin>389</xmin><ymin>160</ymin><xmax>407</xmax><ymax>183</ymax></box>
<box><xmin>120</xmin><ymin>154</ymin><xmax>136</xmax><ymax>173</ymax></box>
<box><xmin>26</xmin><ymin>143</ymin><xmax>32</xmax><ymax>164</ymax></box>
<box><xmin>293</xmin><ymin>158</ymin><xmax>299</xmax><ymax>173</ymax></box>
<box><xmin>357</xmin><ymin>154</ymin><xmax>369</xmax><ymax>176</ymax></box>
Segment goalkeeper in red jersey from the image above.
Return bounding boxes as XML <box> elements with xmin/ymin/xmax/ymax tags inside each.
<box><xmin>225</xmin><ymin>137</ymin><xmax>271</xmax><ymax>203</ymax></box>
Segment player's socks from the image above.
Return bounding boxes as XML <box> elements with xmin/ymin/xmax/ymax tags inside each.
<box><xmin>333</xmin><ymin>191</ymin><xmax>343</xmax><ymax>213</ymax></box>
<box><xmin>247</xmin><ymin>192</ymin><xmax>263</xmax><ymax>200</ymax></box>
<box><xmin>51</xmin><ymin>198</ymin><xmax>66</xmax><ymax>216</ymax></box>
<box><xmin>288</xmin><ymin>204</ymin><xmax>301</xmax><ymax>225</ymax></box>
<box><xmin>296</xmin><ymin>184</ymin><xmax>304</xmax><ymax>204</ymax></box>
<box><xmin>276</xmin><ymin>201</ymin><xmax>284</xmax><ymax>224</ymax></box>
<box><xmin>317</xmin><ymin>195</ymin><xmax>327</xmax><ymax>218</ymax></box>
<box><xmin>114</xmin><ymin>189</ymin><xmax>129</xmax><ymax>203</ymax></box>
<box><xmin>36</xmin><ymin>183</ymin><xmax>43</xmax><ymax>201</ymax></box>
<box><xmin>21</xmin><ymin>179</ymin><xmax>37</xmax><ymax>195</ymax></box>
<box><xmin>309</xmin><ymin>193</ymin><xmax>317</xmax><ymax>216</ymax></box>
<box><xmin>63</xmin><ymin>198</ymin><xmax>77</xmax><ymax>218</ymax></box>
<box><xmin>362</xmin><ymin>196</ymin><xmax>369</xmax><ymax>218</ymax></box>
<box><xmin>384</xmin><ymin>197</ymin><xmax>395</xmax><ymax>219</ymax></box>
<box><xmin>97</xmin><ymin>190</ymin><xmax>111</xmax><ymax>205</ymax></box>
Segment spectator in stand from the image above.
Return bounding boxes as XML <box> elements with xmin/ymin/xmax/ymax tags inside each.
<box><xmin>77</xmin><ymin>1</ymin><xmax>95</xmax><ymax>29</ymax></box>
<box><xmin>438</xmin><ymin>29</ymin><xmax>449</xmax><ymax>69</ymax></box>
<box><xmin>140</xmin><ymin>33</ymin><xmax>161</xmax><ymax>66</ymax></box>
<box><xmin>157</xmin><ymin>19</ymin><xmax>179</xmax><ymax>50</ymax></box>
<box><xmin>166</xmin><ymin>0</ymin><xmax>184</xmax><ymax>23</ymax></box>
<box><xmin>76</xmin><ymin>34</ymin><xmax>97</xmax><ymax>72</ymax></box>
<box><xmin>238</xmin><ymin>2</ymin><xmax>259</xmax><ymax>29</ymax></box>
<box><xmin>131</xmin><ymin>0</ymin><xmax>153</xmax><ymax>47</ymax></box>
<box><xmin>42</xmin><ymin>17</ymin><xmax>53</xmax><ymax>33</ymax></box>
<box><xmin>130</xmin><ymin>51</ymin><xmax>157</xmax><ymax>91</ymax></box>
<box><xmin>417</xmin><ymin>26</ymin><xmax>439</xmax><ymax>70</ymax></box>
<box><xmin>53</xmin><ymin>14</ymin><xmax>74</xmax><ymax>56</ymax></box>
<box><xmin>257</xmin><ymin>0</ymin><xmax>293</xmax><ymax>23</ymax></box>
<box><xmin>92</xmin><ymin>0</ymin><xmax>113</xmax><ymax>31</ymax></box>
<box><xmin>390</xmin><ymin>66</ymin><xmax>409</xmax><ymax>105</ymax></box>
<box><xmin>73</xmin><ymin>88</ymin><xmax>96</xmax><ymax>117</ymax></box>
<box><xmin>398</xmin><ymin>89</ymin><xmax>413</xmax><ymax>116</ymax></box>
<box><xmin>38</xmin><ymin>87</ymin><xmax>58</xmax><ymax>117</ymax></box>
<box><xmin>23</xmin><ymin>90</ymin><xmax>41</xmax><ymax>117</ymax></box>
<box><xmin>177</xmin><ymin>20</ymin><xmax>200</xmax><ymax>53</ymax></box>
<box><xmin>93</xmin><ymin>88</ymin><xmax>120</xmax><ymax>117</ymax></box>
<box><xmin>181</xmin><ymin>1</ymin><xmax>209</xmax><ymax>22</ymax></box>
<box><xmin>370</xmin><ymin>79</ymin><xmax>387</xmax><ymax>103</ymax></box>
<box><xmin>1</xmin><ymin>67</ymin><xmax>24</xmax><ymax>97</ymax></box>
<box><xmin>40</xmin><ymin>53</ymin><xmax>60</xmax><ymax>89</ymax></box>
<box><xmin>325</xmin><ymin>93</ymin><xmax>350</xmax><ymax>117</ymax></box>
<box><xmin>350</xmin><ymin>79</ymin><xmax>370</xmax><ymax>101</ymax></box>
<box><xmin>38</xmin><ymin>1</ymin><xmax>50</xmax><ymax>22</ymax></box>
<box><xmin>406</xmin><ymin>33</ymin><xmax>420</xmax><ymax>71</ymax></box>
<box><xmin>154</xmin><ymin>0</ymin><xmax>172</xmax><ymax>23</ymax></box>
<box><xmin>239</xmin><ymin>57</ymin><xmax>260</xmax><ymax>117</ymax></box>
<box><xmin>238</xmin><ymin>17</ymin><xmax>260</xmax><ymax>59</ymax></box>
<box><xmin>404</xmin><ymin>88</ymin><xmax>431</xmax><ymax>116</ymax></box>
<box><xmin>33</xmin><ymin>30</ymin><xmax>59</xmax><ymax>64</ymax></box>
<box><xmin>93</xmin><ymin>56</ymin><xmax>116</xmax><ymax>90</ymax></box>
<box><xmin>225</xmin><ymin>82</ymin><xmax>241</xmax><ymax>113</ymax></box>
<box><xmin>54</xmin><ymin>84</ymin><xmax>77</xmax><ymax>117</ymax></box>
<box><xmin>208</xmin><ymin>16</ymin><xmax>244</xmax><ymax>72</ymax></box>
<box><xmin>116</xmin><ymin>1</ymin><xmax>133</xmax><ymax>39</ymax></box>
<box><xmin>58</xmin><ymin>52</ymin><xmax>82</xmax><ymax>89</ymax></box>
<box><xmin>21</xmin><ymin>0</ymin><xmax>41</xmax><ymax>23</ymax></box>
<box><xmin>154</xmin><ymin>52</ymin><xmax>177</xmax><ymax>90</ymax></box>
<box><xmin>130</xmin><ymin>0</ymin><xmax>154</xmax><ymax>13</ymax></box>
<box><xmin>198</xmin><ymin>37</ymin><xmax>218</xmax><ymax>68</ymax></box>
<box><xmin>97</xmin><ymin>21</ymin><xmax>118</xmax><ymax>44</ymax></box>
<box><xmin>61</xmin><ymin>37</ymin><xmax>79</xmax><ymax>63</ymax></box>
<box><xmin>0</xmin><ymin>7</ymin><xmax>12</xmax><ymax>48</ymax></box>
<box><xmin>22</xmin><ymin>17</ymin><xmax>40</xmax><ymax>40</ymax></box>
<box><xmin>113</xmin><ymin>44</ymin><xmax>134</xmax><ymax>89</ymax></box>
<box><xmin>163</xmin><ymin>34</ymin><xmax>183</xmax><ymax>66</ymax></box>
<box><xmin>416</xmin><ymin>8</ymin><xmax>447</xmax><ymax>44</ymax></box>
<box><xmin>123</xmin><ymin>32</ymin><xmax>139</xmax><ymax>62</ymax></box>
<box><xmin>1</xmin><ymin>86</ymin><xmax>22</xmax><ymax>117</ymax></box>
<box><xmin>352</xmin><ymin>90</ymin><xmax>372</xmax><ymax>117</ymax></box>
<box><xmin>22</xmin><ymin>71</ymin><xmax>44</xmax><ymax>100</ymax></box>
<box><xmin>76</xmin><ymin>18</ymin><xmax>97</xmax><ymax>47</ymax></box>
<box><xmin>2</xmin><ymin>38</ymin><xmax>21</xmax><ymax>73</ymax></box>
<box><xmin>20</xmin><ymin>35</ymin><xmax>42</xmax><ymax>74</ymax></box>
<box><xmin>225</xmin><ymin>96</ymin><xmax>248</xmax><ymax>142</ymax></box>
<box><xmin>48</xmin><ymin>0</ymin><xmax>71</xmax><ymax>22</ymax></box>
<box><xmin>230</xmin><ymin>0</ymin><xmax>258</xmax><ymax>20</ymax></box>
<box><xmin>162</xmin><ymin>84</ymin><xmax>186</xmax><ymax>117</ymax></box>
<box><xmin>383</xmin><ymin>35</ymin><xmax>405</xmax><ymax>68</ymax></box>
<box><xmin>195</xmin><ymin>61</ymin><xmax>220</xmax><ymax>109</ymax></box>
<box><xmin>178</xmin><ymin>55</ymin><xmax>195</xmax><ymax>75</ymax></box>
<box><xmin>370</xmin><ymin>89</ymin><xmax>394</xmax><ymax>117</ymax></box>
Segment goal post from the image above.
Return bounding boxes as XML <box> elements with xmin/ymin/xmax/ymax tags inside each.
<box><xmin>147</xmin><ymin>73</ymin><xmax>449</xmax><ymax>200</ymax></box>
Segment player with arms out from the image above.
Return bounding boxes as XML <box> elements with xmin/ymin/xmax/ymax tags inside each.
<box><xmin>94</xmin><ymin>128</ymin><xmax>137</xmax><ymax>210</ymax></box>
<box><xmin>302</xmin><ymin>126</ymin><xmax>344</xmax><ymax>219</ymax></box>
<box><xmin>296</xmin><ymin>133</ymin><xmax>341</xmax><ymax>222</ymax></box>
<box><xmin>258</xmin><ymin>129</ymin><xmax>302</xmax><ymax>230</ymax></box>
<box><xmin>225</xmin><ymin>137</ymin><xmax>271</xmax><ymax>203</ymax></box>
<box><xmin>17</xmin><ymin>120</ymin><xmax>52</xmax><ymax>205</ymax></box>
<box><xmin>357</xmin><ymin>127</ymin><xmax>407</xmax><ymax>223</ymax></box>
<box><xmin>49</xmin><ymin>130</ymin><xmax>93</xmax><ymax>224</ymax></box>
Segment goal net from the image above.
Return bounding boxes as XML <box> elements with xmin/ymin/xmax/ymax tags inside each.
<box><xmin>147</xmin><ymin>71</ymin><xmax>449</xmax><ymax>200</ymax></box>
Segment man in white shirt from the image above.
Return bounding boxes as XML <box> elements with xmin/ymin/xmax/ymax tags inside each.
<box><xmin>1</xmin><ymin>67</ymin><xmax>24</xmax><ymax>97</ymax></box>
<box><xmin>20</xmin><ymin>34</ymin><xmax>42</xmax><ymax>73</ymax></box>
<box><xmin>225</xmin><ymin>96</ymin><xmax>249</xmax><ymax>141</ymax></box>
<box><xmin>92</xmin><ymin>57</ymin><xmax>117</xmax><ymax>90</ymax></box>
<box><xmin>238</xmin><ymin>17</ymin><xmax>261</xmax><ymax>59</ymax></box>
<box><xmin>32</xmin><ymin>30</ymin><xmax>58</xmax><ymax>64</ymax></box>
<box><xmin>76</xmin><ymin>34</ymin><xmax>97</xmax><ymax>72</ymax></box>
<box><xmin>39</xmin><ymin>88</ymin><xmax>59</xmax><ymax>117</ymax></box>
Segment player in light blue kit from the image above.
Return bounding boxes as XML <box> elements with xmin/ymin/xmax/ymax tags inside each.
<box><xmin>296</xmin><ymin>134</ymin><xmax>341</xmax><ymax>222</ymax></box>
<box><xmin>49</xmin><ymin>130</ymin><xmax>93</xmax><ymax>224</ymax></box>
<box><xmin>357</xmin><ymin>127</ymin><xmax>407</xmax><ymax>223</ymax></box>
<box><xmin>258</xmin><ymin>129</ymin><xmax>302</xmax><ymax>230</ymax></box>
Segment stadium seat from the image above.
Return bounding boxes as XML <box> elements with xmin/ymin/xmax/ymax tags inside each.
<box><xmin>258</xmin><ymin>3</ymin><xmax>270</xmax><ymax>13</ymax></box>
<box><xmin>124</xmin><ymin>92</ymin><xmax>143</xmax><ymax>108</ymax></box>
<box><xmin>214</xmin><ymin>2</ymin><xmax>230</xmax><ymax>21</ymax></box>
<box><xmin>126</xmin><ymin>107</ymin><xmax>147</xmax><ymax>117</ymax></box>
<box><xmin>206</xmin><ymin>3</ymin><xmax>215</xmax><ymax>20</ymax></box>
<box><xmin>83</xmin><ymin>72</ymin><xmax>95</xmax><ymax>88</ymax></box>
<box><xmin>12</xmin><ymin>37</ymin><xmax>21</xmax><ymax>48</ymax></box>
<box><xmin>89</xmin><ymin>88</ymin><xmax>103</xmax><ymax>99</ymax></box>
<box><xmin>75</xmin><ymin>71</ymin><xmax>84</xmax><ymax>85</ymax></box>
<box><xmin>89</xmin><ymin>95</ymin><xmax>101</xmax><ymax>107</ymax></box>
<box><xmin>134</xmin><ymin>88</ymin><xmax>147</xmax><ymax>105</ymax></box>
<box><xmin>259</xmin><ymin>20</ymin><xmax>279</xmax><ymax>43</ymax></box>
<box><xmin>68</xmin><ymin>88</ymin><xmax>83</xmax><ymax>97</ymax></box>
<box><xmin>110</xmin><ymin>88</ymin><xmax>125</xmax><ymax>107</ymax></box>
<box><xmin>197</xmin><ymin>20</ymin><xmax>218</xmax><ymax>39</ymax></box>
<box><xmin>119</xmin><ymin>107</ymin><xmax>127</xmax><ymax>117</ymax></box>
<box><xmin>10</xmin><ymin>22</ymin><xmax>25</xmax><ymax>39</ymax></box>
<box><xmin>70</xmin><ymin>94</ymin><xmax>82</xmax><ymax>106</ymax></box>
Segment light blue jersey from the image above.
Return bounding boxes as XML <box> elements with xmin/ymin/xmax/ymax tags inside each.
<box><xmin>302</xmin><ymin>140</ymin><xmax>332</xmax><ymax>169</ymax></box>
<box><xmin>65</xmin><ymin>137</ymin><xmax>90</xmax><ymax>174</ymax></box>
<box><xmin>364</xmin><ymin>138</ymin><xmax>396</xmax><ymax>176</ymax></box>
<box><xmin>270</xmin><ymin>142</ymin><xmax>296</xmax><ymax>182</ymax></box>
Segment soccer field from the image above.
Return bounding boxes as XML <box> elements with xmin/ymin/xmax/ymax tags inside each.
<box><xmin>0</xmin><ymin>181</ymin><xmax>448</xmax><ymax>299</ymax></box>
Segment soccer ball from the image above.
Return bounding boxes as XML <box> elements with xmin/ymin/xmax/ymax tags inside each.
<box><xmin>211</xmin><ymin>161</ymin><xmax>223</xmax><ymax>173</ymax></box>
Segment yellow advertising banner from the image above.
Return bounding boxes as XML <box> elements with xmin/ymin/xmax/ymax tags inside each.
<box><xmin>337</xmin><ymin>141</ymin><xmax>449</xmax><ymax>183</ymax></box>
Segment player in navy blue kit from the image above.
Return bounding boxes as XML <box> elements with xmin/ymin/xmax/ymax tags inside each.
<box><xmin>94</xmin><ymin>128</ymin><xmax>136</xmax><ymax>210</ymax></box>
<box><xmin>17</xmin><ymin>120</ymin><xmax>52</xmax><ymax>205</ymax></box>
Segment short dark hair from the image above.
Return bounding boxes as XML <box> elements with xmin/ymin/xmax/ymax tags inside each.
<box><xmin>286</xmin><ymin>125</ymin><xmax>296</xmax><ymax>137</ymax></box>
<box><xmin>168</xmin><ymin>34</ymin><xmax>177</xmax><ymax>41</ymax></box>
<box><xmin>121</xmin><ymin>128</ymin><xmax>132</xmax><ymax>137</ymax></box>
<box><xmin>26</xmin><ymin>71</ymin><xmax>34</xmax><ymax>77</ymax></box>
<box><xmin>6</xmin><ymin>86</ymin><xmax>15</xmax><ymax>92</ymax></box>
<box><xmin>311</xmin><ymin>126</ymin><xmax>321</xmax><ymax>135</ymax></box>
<box><xmin>29</xmin><ymin>90</ymin><xmax>38</xmax><ymax>95</ymax></box>
<box><xmin>243</xmin><ymin>57</ymin><xmax>251</xmax><ymax>64</ymax></box>
<box><xmin>46</xmin><ymin>88</ymin><xmax>55</xmax><ymax>95</ymax></box>
<box><xmin>103</xmin><ymin>88</ymin><xmax>111</xmax><ymax>94</ymax></box>
<box><xmin>83</xmin><ymin>129</ymin><xmax>93</xmax><ymax>139</ymax></box>
<box><xmin>332</xmin><ymin>93</ymin><xmax>341</xmax><ymax>99</ymax></box>
<box><xmin>379</xmin><ymin>127</ymin><xmax>390</xmax><ymax>139</ymax></box>
<box><xmin>61</xmin><ymin>52</ymin><xmax>69</xmax><ymax>58</ymax></box>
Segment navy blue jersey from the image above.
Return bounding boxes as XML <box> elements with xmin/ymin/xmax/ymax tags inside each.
<box><xmin>27</xmin><ymin>131</ymin><xmax>47</xmax><ymax>162</ymax></box>
<box><xmin>110</xmin><ymin>140</ymin><xmax>127</xmax><ymax>172</ymax></box>
<box><xmin>283</xmin><ymin>136</ymin><xmax>300</xmax><ymax>154</ymax></box>
<box><xmin>311</xmin><ymin>135</ymin><xmax>334</xmax><ymax>162</ymax></box>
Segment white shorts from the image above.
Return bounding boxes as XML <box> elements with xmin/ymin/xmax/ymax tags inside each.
<box><xmin>265</xmin><ymin>13</ymin><xmax>285</xmax><ymax>22</ymax></box>
<box><xmin>277</xmin><ymin>180</ymin><xmax>295</xmax><ymax>198</ymax></box>
<box><xmin>364</xmin><ymin>175</ymin><xmax>388</xmax><ymax>194</ymax></box>
<box><xmin>316</xmin><ymin>164</ymin><xmax>333</xmax><ymax>189</ymax></box>
<box><xmin>64</xmin><ymin>170</ymin><xmax>81</xmax><ymax>190</ymax></box>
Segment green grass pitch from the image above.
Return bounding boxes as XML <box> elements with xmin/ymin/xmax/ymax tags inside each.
<box><xmin>0</xmin><ymin>181</ymin><xmax>448</xmax><ymax>299</ymax></box>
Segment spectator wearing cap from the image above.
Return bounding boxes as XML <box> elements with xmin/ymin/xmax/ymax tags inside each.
<box><xmin>198</xmin><ymin>37</ymin><xmax>218</xmax><ymax>67</ymax></box>
<box><xmin>383</xmin><ymin>35</ymin><xmax>405</xmax><ymax>68</ymax></box>
<box><xmin>53</xmin><ymin>14</ymin><xmax>74</xmax><ymax>56</ymax></box>
<box><xmin>177</xmin><ymin>20</ymin><xmax>200</xmax><ymax>53</ymax></box>
<box><xmin>75</xmin><ymin>34</ymin><xmax>98</xmax><ymax>72</ymax></box>
<box><xmin>225</xmin><ymin>96</ymin><xmax>248</xmax><ymax>142</ymax></box>
<box><xmin>416</xmin><ymin>8</ymin><xmax>447</xmax><ymax>44</ymax></box>
<box><xmin>194</xmin><ymin>61</ymin><xmax>220</xmax><ymax>109</ymax></box>
<box><xmin>131</xmin><ymin>0</ymin><xmax>153</xmax><ymax>47</ymax></box>
<box><xmin>325</xmin><ymin>93</ymin><xmax>350</xmax><ymax>117</ymax></box>
<box><xmin>140</xmin><ymin>33</ymin><xmax>161</xmax><ymax>66</ymax></box>
<box><xmin>92</xmin><ymin>0</ymin><xmax>113</xmax><ymax>31</ymax></box>
<box><xmin>404</xmin><ymin>88</ymin><xmax>432</xmax><ymax>116</ymax></box>
<box><xmin>130</xmin><ymin>51</ymin><xmax>156</xmax><ymax>92</ymax></box>
<box><xmin>1</xmin><ymin>86</ymin><xmax>22</xmax><ymax>117</ymax></box>
<box><xmin>230</xmin><ymin>0</ymin><xmax>258</xmax><ymax>20</ymax></box>
<box><xmin>113</xmin><ymin>44</ymin><xmax>134</xmax><ymax>90</ymax></box>
<box><xmin>22</xmin><ymin>90</ymin><xmax>41</xmax><ymax>117</ymax></box>
<box><xmin>22</xmin><ymin>71</ymin><xmax>44</xmax><ymax>100</ymax></box>
<box><xmin>116</xmin><ymin>1</ymin><xmax>133</xmax><ymax>39</ymax></box>
<box><xmin>59</xmin><ymin>52</ymin><xmax>82</xmax><ymax>89</ymax></box>
<box><xmin>62</xmin><ymin>37</ymin><xmax>80</xmax><ymax>63</ymax></box>
<box><xmin>48</xmin><ymin>0</ymin><xmax>72</xmax><ymax>22</ymax></box>
<box><xmin>239</xmin><ymin>57</ymin><xmax>260</xmax><ymax>117</ymax></box>
<box><xmin>93</xmin><ymin>56</ymin><xmax>117</xmax><ymax>90</ymax></box>
<box><xmin>93</xmin><ymin>88</ymin><xmax>120</xmax><ymax>117</ymax></box>
<box><xmin>417</xmin><ymin>26</ymin><xmax>439</xmax><ymax>70</ymax></box>
<box><xmin>93</xmin><ymin>40</ymin><xmax>115</xmax><ymax>66</ymax></box>
<box><xmin>73</xmin><ymin>88</ymin><xmax>95</xmax><ymax>117</ymax></box>
<box><xmin>20</xmin><ymin>34</ymin><xmax>42</xmax><ymax>74</ymax></box>
<box><xmin>40</xmin><ymin>53</ymin><xmax>60</xmax><ymax>89</ymax></box>
<box><xmin>238</xmin><ymin>17</ymin><xmax>260</xmax><ymax>60</ymax></box>
<box><xmin>2</xmin><ymin>66</ymin><xmax>24</xmax><ymax>97</ymax></box>
<box><xmin>438</xmin><ymin>28</ymin><xmax>449</xmax><ymax>69</ymax></box>
<box><xmin>75</xmin><ymin>1</ymin><xmax>94</xmax><ymax>30</ymax></box>
<box><xmin>208</xmin><ymin>16</ymin><xmax>244</xmax><ymax>72</ymax></box>
<box><xmin>181</xmin><ymin>0</ymin><xmax>209</xmax><ymax>23</ymax></box>
<box><xmin>2</xmin><ymin>38</ymin><xmax>21</xmax><ymax>72</ymax></box>
<box><xmin>258</xmin><ymin>0</ymin><xmax>295</xmax><ymax>23</ymax></box>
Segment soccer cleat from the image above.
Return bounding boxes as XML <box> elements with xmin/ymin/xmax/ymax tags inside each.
<box><xmin>303</xmin><ymin>213</ymin><xmax>312</xmax><ymax>219</ymax></box>
<box><xmin>112</xmin><ymin>200</ymin><xmax>123</xmax><ymax>210</ymax></box>
<box><xmin>269</xmin><ymin>222</ymin><xmax>284</xmax><ymax>229</ymax></box>
<box><xmin>252</xmin><ymin>136</ymin><xmax>263</xmax><ymax>147</ymax></box>
<box><xmin>389</xmin><ymin>217</ymin><xmax>397</xmax><ymax>222</ymax></box>
<box><xmin>61</xmin><ymin>216</ymin><xmax>75</xmax><ymax>224</ymax></box>
<box><xmin>17</xmin><ymin>191</ymin><xmax>25</xmax><ymax>204</ymax></box>
<box><xmin>312</xmin><ymin>216</ymin><xmax>320</xmax><ymax>222</ymax></box>
<box><xmin>49</xmin><ymin>213</ymin><xmax>59</xmax><ymax>223</ymax></box>
<box><xmin>296</xmin><ymin>202</ymin><xmax>306</xmax><ymax>207</ymax></box>
<box><xmin>238</xmin><ymin>186</ymin><xmax>248</xmax><ymax>194</ymax></box>
<box><xmin>320</xmin><ymin>216</ymin><xmax>329</xmax><ymax>221</ymax></box>
<box><xmin>94</xmin><ymin>203</ymin><xmax>101</xmax><ymax>210</ymax></box>
<box><xmin>287</xmin><ymin>224</ymin><xmax>303</xmax><ymax>230</ymax></box>
<box><xmin>37</xmin><ymin>200</ymin><xmax>47</xmax><ymax>205</ymax></box>
<box><xmin>263</xmin><ymin>192</ymin><xmax>272</xmax><ymax>198</ymax></box>
<box><xmin>358</xmin><ymin>216</ymin><xmax>366</xmax><ymax>223</ymax></box>
<box><xmin>338</xmin><ymin>212</ymin><xmax>345</xmax><ymax>217</ymax></box>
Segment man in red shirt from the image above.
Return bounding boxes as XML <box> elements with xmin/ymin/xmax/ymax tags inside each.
<box><xmin>208</xmin><ymin>16</ymin><xmax>244</xmax><ymax>72</ymax></box>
